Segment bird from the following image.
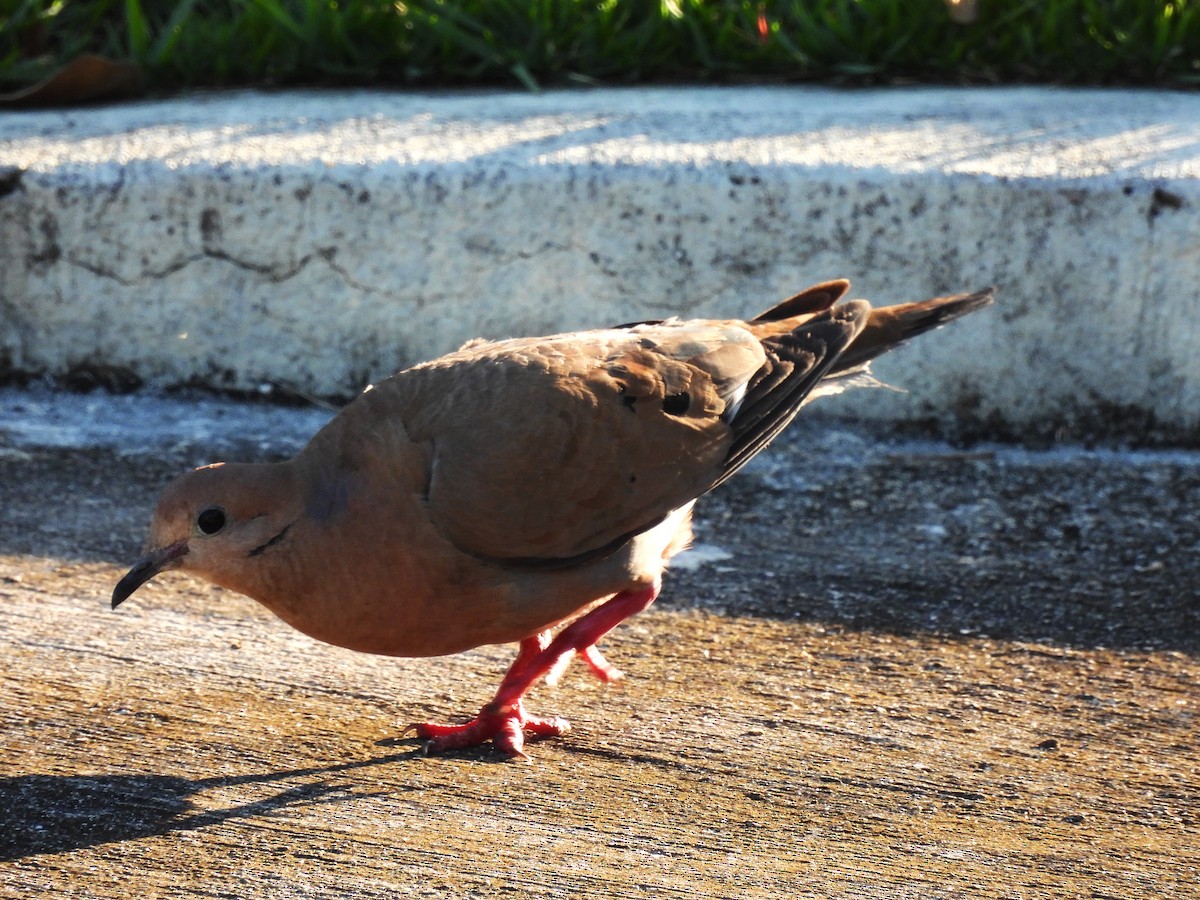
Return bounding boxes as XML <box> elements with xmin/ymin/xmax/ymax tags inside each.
<box><xmin>113</xmin><ymin>279</ymin><xmax>993</xmax><ymax>759</ymax></box>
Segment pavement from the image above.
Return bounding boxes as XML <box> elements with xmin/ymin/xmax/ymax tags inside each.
<box><xmin>3</xmin><ymin>85</ymin><xmax>1200</xmax><ymax>442</ymax></box>
<box><xmin>1</xmin><ymin>389</ymin><xmax>1197</xmax><ymax>897</ymax></box>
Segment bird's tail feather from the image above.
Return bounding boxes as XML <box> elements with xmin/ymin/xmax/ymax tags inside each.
<box><xmin>829</xmin><ymin>287</ymin><xmax>994</xmax><ymax>377</ymax></box>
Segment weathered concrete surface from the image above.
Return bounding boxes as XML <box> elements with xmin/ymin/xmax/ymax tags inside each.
<box><xmin>0</xmin><ymin>393</ymin><xmax>1196</xmax><ymax>897</ymax></box>
<box><xmin>2</xmin><ymin>86</ymin><xmax>1200</xmax><ymax>441</ymax></box>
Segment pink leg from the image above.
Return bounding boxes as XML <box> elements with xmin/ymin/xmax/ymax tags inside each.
<box><xmin>543</xmin><ymin>643</ymin><xmax>624</xmax><ymax>687</ymax></box>
<box><xmin>410</xmin><ymin>582</ymin><xmax>659</xmax><ymax>759</ymax></box>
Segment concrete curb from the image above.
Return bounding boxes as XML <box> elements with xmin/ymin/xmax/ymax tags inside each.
<box><xmin>2</xmin><ymin>86</ymin><xmax>1199</xmax><ymax>442</ymax></box>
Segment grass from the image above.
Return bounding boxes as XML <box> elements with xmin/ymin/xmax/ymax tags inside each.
<box><xmin>1</xmin><ymin>0</ymin><xmax>1198</xmax><ymax>92</ymax></box>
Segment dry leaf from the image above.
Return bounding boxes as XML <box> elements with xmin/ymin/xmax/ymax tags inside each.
<box><xmin>0</xmin><ymin>54</ymin><xmax>144</xmax><ymax>109</ymax></box>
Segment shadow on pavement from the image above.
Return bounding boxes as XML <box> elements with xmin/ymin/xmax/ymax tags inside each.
<box><xmin>0</xmin><ymin>753</ymin><xmax>416</xmax><ymax>861</ymax></box>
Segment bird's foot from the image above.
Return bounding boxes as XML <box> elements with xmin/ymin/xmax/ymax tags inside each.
<box><xmin>410</xmin><ymin>585</ymin><xmax>659</xmax><ymax>759</ymax></box>
<box><xmin>409</xmin><ymin>700</ymin><xmax>569</xmax><ymax>760</ymax></box>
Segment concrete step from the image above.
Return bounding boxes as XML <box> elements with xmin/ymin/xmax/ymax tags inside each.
<box><xmin>2</xmin><ymin>85</ymin><xmax>1198</xmax><ymax>443</ymax></box>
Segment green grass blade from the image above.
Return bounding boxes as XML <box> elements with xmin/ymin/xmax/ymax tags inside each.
<box><xmin>124</xmin><ymin>0</ymin><xmax>150</xmax><ymax>60</ymax></box>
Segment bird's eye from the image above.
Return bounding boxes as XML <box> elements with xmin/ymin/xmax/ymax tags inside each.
<box><xmin>196</xmin><ymin>506</ymin><xmax>227</xmax><ymax>535</ymax></box>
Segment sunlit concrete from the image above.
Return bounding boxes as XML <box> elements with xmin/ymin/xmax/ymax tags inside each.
<box><xmin>2</xmin><ymin>86</ymin><xmax>1198</xmax><ymax>439</ymax></box>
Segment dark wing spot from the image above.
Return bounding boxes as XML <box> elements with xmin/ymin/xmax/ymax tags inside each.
<box><xmin>662</xmin><ymin>392</ymin><xmax>691</xmax><ymax>416</ymax></box>
<box><xmin>617</xmin><ymin>382</ymin><xmax>637</xmax><ymax>412</ymax></box>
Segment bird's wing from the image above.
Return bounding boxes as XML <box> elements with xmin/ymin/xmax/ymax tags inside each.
<box><xmin>391</xmin><ymin>303</ymin><xmax>868</xmax><ymax>565</ymax></box>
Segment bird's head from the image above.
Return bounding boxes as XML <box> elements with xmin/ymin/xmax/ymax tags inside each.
<box><xmin>112</xmin><ymin>461</ymin><xmax>298</xmax><ymax>609</ymax></box>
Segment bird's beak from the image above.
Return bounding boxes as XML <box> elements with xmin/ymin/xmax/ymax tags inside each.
<box><xmin>111</xmin><ymin>540</ymin><xmax>189</xmax><ymax>610</ymax></box>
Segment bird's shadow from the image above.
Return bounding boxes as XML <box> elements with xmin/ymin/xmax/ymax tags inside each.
<box><xmin>0</xmin><ymin>750</ymin><xmax>420</xmax><ymax>861</ymax></box>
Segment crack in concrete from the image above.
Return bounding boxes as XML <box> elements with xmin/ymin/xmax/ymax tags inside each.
<box><xmin>316</xmin><ymin>248</ymin><xmax>387</xmax><ymax>296</ymax></box>
<box><xmin>58</xmin><ymin>245</ymin><xmax>367</xmax><ymax>290</ymax></box>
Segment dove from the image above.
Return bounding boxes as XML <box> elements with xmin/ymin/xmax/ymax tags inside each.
<box><xmin>113</xmin><ymin>279</ymin><xmax>992</xmax><ymax>758</ymax></box>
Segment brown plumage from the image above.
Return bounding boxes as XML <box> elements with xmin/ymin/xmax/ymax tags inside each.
<box><xmin>113</xmin><ymin>280</ymin><xmax>993</xmax><ymax>758</ymax></box>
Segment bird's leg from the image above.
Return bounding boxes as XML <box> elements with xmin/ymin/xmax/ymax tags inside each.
<box><xmin>506</xmin><ymin>629</ymin><xmax>554</xmax><ymax>679</ymax></box>
<box><xmin>502</xmin><ymin>628</ymin><xmax>622</xmax><ymax>694</ymax></box>
<box><xmin>543</xmin><ymin>642</ymin><xmax>624</xmax><ymax>686</ymax></box>
<box><xmin>411</xmin><ymin>582</ymin><xmax>659</xmax><ymax>759</ymax></box>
